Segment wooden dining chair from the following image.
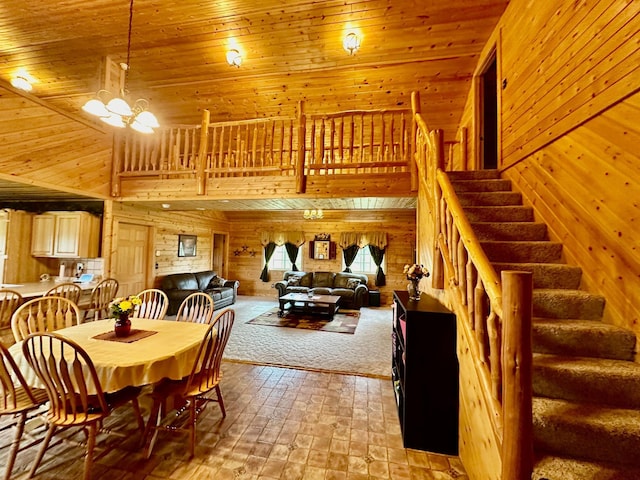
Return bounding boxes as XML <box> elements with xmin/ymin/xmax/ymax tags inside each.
<box><xmin>175</xmin><ymin>292</ymin><xmax>215</xmax><ymax>324</ymax></box>
<box><xmin>0</xmin><ymin>290</ymin><xmax>23</xmax><ymax>344</ymax></box>
<box><xmin>11</xmin><ymin>296</ymin><xmax>81</xmax><ymax>343</ymax></box>
<box><xmin>83</xmin><ymin>278</ymin><xmax>119</xmax><ymax>321</ymax></box>
<box><xmin>44</xmin><ymin>282</ymin><xmax>82</xmax><ymax>305</ymax></box>
<box><xmin>134</xmin><ymin>289</ymin><xmax>168</xmax><ymax>320</ymax></box>
<box><xmin>22</xmin><ymin>332</ymin><xmax>145</xmax><ymax>480</ymax></box>
<box><xmin>143</xmin><ymin>307</ymin><xmax>235</xmax><ymax>458</ymax></box>
<box><xmin>0</xmin><ymin>341</ymin><xmax>49</xmax><ymax>480</ymax></box>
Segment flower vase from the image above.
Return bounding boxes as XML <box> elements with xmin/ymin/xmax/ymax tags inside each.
<box><xmin>114</xmin><ymin>313</ymin><xmax>131</xmax><ymax>337</ymax></box>
<box><xmin>407</xmin><ymin>279</ymin><xmax>421</xmax><ymax>301</ymax></box>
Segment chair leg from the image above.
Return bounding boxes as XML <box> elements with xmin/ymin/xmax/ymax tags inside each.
<box><xmin>215</xmin><ymin>384</ymin><xmax>226</xmax><ymax>417</ymax></box>
<box><xmin>143</xmin><ymin>397</ymin><xmax>162</xmax><ymax>459</ymax></box>
<box><xmin>189</xmin><ymin>398</ymin><xmax>196</xmax><ymax>458</ymax></box>
<box><xmin>28</xmin><ymin>423</ymin><xmax>56</xmax><ymax>479</ymax></box>
<box><xmin>83</xmin><ymin>422</ymin><xmax>97</xmax><ymax>480</ymax></box>
<box><xmin>4</xmin><ymin>412</ymin><xmax>26</xmax><ymax>480</ymax></box>
<box><xmin>130</xmin><ymin>398</ymin><xmax>145</xmax><ymax>434</ymax></box>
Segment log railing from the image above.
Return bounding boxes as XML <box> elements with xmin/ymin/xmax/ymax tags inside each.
<box><xmin>112</xmin><ymin>102</ymin><xmax>413</xmax><ymax>196</ymax></box>
<box><xmin>413</xmin><ymin>96</ymin><xmax>533</xmax><ymax>479</ymax></box>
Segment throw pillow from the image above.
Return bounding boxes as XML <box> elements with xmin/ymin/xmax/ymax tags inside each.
<box><xmin>346</xmin><ymin>278</ymin><xmax>361</xmax><ymax>289</ymax></box>
<box><xmin>287</xmin><ymin>275</ymin><xmax>302</xmax><ymax>287</ymax></box>
<box><xmin>209</xmin><ymin>276</ymin><xmax>226</xmax><ymax>288</ymax></box>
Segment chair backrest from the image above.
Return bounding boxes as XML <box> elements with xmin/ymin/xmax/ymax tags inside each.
<box><xmin>135</xmin><ymin>289</ymin><xmax>168</xmax><ymax>320</ymax></box>
<box><xmin>11</xmin><ymin>296</ymin><xmax>82</xmax><ymax>342</ymax></box>
<box><xmin>0</xmin><ymin>289</ymin><xmax>23</xmax><ymax>331</ymax></box>
<box><xmin>87</xmin><ymin>278</ymin><xmax>119</xmax><ymax>320</ymax></box>
<box><xmin>185</xmin><ymin>308</ymin><xmax>235</xmax><ymax>395</ymax></box>
<box><xmin>175</xmin><ymin>292</ymin><xmax>214</xmax><ymax>324</ymax></box>
<box><xmin>22</xmin><ymin>332</ymin><xmax>109</xmax><ymax>424</ymax></box>
<box><xmin>0</xmin><ymin>341</ymin><xmax>41</xmax><ymax>413</ymax></box>
<box><xmin>44</xmin><ymin>282</ymin><xmax>82</xmax><ymax>305</ymax></box>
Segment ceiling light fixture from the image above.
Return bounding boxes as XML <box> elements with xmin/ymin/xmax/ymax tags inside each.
<box><xmin>343</xmin><ymin>32</ymin><xmax>361</xmax><ymax>55</ymax></box>
<box><xmin>303</xmin><ymin>209</ymin><xmax>323</xmax><ymax>220</ymax></box>
<box><xmin>226</xmin><ymin>49</ymin><xmax>242</xmax><ymax>67</ymax></box>
<box><xmin>11</xmin><ymin>75</ymin><xmax>33</xmax><ymax>92</ymax></box>
<box><xmin>82</xmin><ymin>0</ymin><xmax>159</xmax><ymax>133</ymax></box>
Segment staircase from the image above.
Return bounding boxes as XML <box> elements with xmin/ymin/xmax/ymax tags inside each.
<box><xmin>447</xmin><ymin>170</ymin><xmax>640</xmax><ymax>480</ymax></box>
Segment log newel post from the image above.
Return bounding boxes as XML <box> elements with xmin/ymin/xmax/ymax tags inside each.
<box><xmin>410</xmin><ymin>91</ymin><xmax>420</xmax><ymax>192</ymax></box>
<box><xmin>111</xmin><ymin>131</ymin><xmax>124</xmax><ymax>197</ymax></box>
<box><xmin>196</xmin><ymin>109</ymin><xmax>210</xmax><ymax>195</ymax></box>
<box><xmin>296</xmin><ymin>100</ymin><xmax>306</xmax><ymax>193</ymax></box>
<box><xmin>501</xmin><ymin>270</ymin><xmax>534</xmax><ymax>480</ymax></box>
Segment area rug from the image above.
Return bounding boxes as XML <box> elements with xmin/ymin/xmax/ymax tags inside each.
<box><xmin>246</xmin><ymin>307</ymin><xmax>360</xmax><ymax>334</ymax></box>
<box><xmin>223</xmin><ymin>296</ymin><xmax>392</xmax><ymax>378</ymax></box>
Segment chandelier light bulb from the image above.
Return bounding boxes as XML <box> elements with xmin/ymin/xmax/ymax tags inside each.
<box><xmin>343</xmin><ymin>32</ymin><xmax>361</xmax><ymax>55</ymax></box>
<box><xmin>106</xmin><ymin>97</ymin><xmax>133</xmax><ymax>117</ymax></box>
<box><xmin>11</xmin><ymin>75</ymin><xmax>33</xmax><ymax>91</ymax></box>
<box><xmin>100</xmin><ymin>113</ymin><xmax>127</xmax><ymax>128</ymax></box>
<box><xmin>226</xmin><ymin>49</ymin><xmax>242</xmax><ymax>67</ymax></box>
<box><xmin>82</xmin><ymin>98</ymin><xmax>109</xmax><ymax>117</ymax></box>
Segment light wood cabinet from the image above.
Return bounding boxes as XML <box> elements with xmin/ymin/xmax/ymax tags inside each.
<box><xmin>31</xmin><ymin>212</ymin><xmax>100</xmax><ymax>258</ymax></box>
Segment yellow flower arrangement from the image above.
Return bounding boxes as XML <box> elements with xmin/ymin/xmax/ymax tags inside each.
<box><xmin>109</xmin><ymin>295</ymin><xmax>142</xmax><ymax>318</ymax></box>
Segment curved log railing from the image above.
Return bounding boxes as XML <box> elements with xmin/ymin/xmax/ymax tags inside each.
<box><xmin>112</xmin><ymin>102</ymin><xmax>413</xmax><ymax>196</ymax></box>
<box><xmin>413</xmin><ymin>95</ymin><xmax>533</xmax><ymax>479</ymax></box>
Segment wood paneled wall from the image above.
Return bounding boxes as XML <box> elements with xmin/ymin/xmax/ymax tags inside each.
<box><xmin>0</xmin><ymin>86</ymin><xmax>113</xmax><ymax>198</ymax></box>
<box><xmin>228</xmin><ymin>209</ymin><xmax>416</xmax><ymax>304</ymax></box>
<box><xmin>106</xmin><ymin>202</ymin><xmax>231</xmax><ymax>288</ymax></box>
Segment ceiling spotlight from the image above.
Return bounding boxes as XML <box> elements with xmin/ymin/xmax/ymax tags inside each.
<box><xmin>226</xmin><ymin>49</ymin><xmax>242</xmax><ymax>67</ymax></box>
<box><xmin>161</xmin><ymin>203</ymin><xmax>171</xmax><ymax>209</ymax></box>
<box><xmin>343</xmin><ymin>32</ymin><xmax>361</xmax><ymax>55</ymax></box>
<box><xmin>11</xmin><ymin>75</ymin><xmax>33</xmax><ymax>92</ymax></box>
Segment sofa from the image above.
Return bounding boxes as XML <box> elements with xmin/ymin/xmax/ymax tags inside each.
<box><xmin>161</xmin><ymin>270</ymin><xmax>239</xmax><ymax>316</ymax></box>
<box><xmin>274</xmin><ymin>271</ymin><xmax>369</xmax><ymax>309</ymax></box>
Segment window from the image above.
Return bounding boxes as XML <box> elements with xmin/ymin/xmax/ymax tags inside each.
<box><xmin>344</xmin><ymin>246</ymin><xmax>380</xmax><ymax>274</ymax></box>
<box><xmin>267</xmin><ymin>245</ymin><xmax>302</xmax><ymax>271</ymax></box>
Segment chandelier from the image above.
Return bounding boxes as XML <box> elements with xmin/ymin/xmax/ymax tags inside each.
<box><xmin>303</xmin><ymin>209</ymin><xmax>323</xmax><ymax>220</ymax></box>
<box><xmin>82</xmin><ymin>0</ymin><xmax>159</xmax><ymax>134</ymax></box>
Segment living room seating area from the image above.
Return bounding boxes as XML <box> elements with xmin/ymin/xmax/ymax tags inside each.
<box><xmin>161</xmin><ymin>270</ymin><xmax>239</xmax><ymax>315</ymax></box>
<box><xmin>273</xmin><ymin>270</ymin><xmax>369</xmax><ymax>309</ymax></box>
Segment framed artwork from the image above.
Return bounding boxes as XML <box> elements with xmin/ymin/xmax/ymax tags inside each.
<box><xmin>313</xmin><ymin>240</ymin><xmax>330</xmax><ymax>260</ymax></box>
<box><xmin>178</xmin><ymin>234</ymin><xmax>197</xmax><ymax>257</ymax></box>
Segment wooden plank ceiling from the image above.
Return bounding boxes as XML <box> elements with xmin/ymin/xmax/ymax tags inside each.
<box><xmin>0</xmin><ymin>0</ymin><xmax>507</xmax><ymax>210</ymax></box>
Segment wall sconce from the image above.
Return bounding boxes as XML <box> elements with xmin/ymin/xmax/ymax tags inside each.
<box><xmin>304</xmin><ymin>209</ymin><xmax>323</xmax><ymax>220</ymax></box>
<box><xmin>226</xmin><ymin>49</ymin><xmax>242</xmax><ymax>67</ymax></box>
<box><xmin>343</xmin><ymin>32</ymin><xmax>361</xmax><ymax>55</ymax></box>
<box><xmin>11</xmin><ymin>75</ymin><xmax>33</xmax><ymax>91</ymax></box>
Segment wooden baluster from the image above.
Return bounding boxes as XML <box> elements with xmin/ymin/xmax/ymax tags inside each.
<box><xmin>451</xmin><ymin>227</ymin><xmax>459</xmax><ymax>283</ymax></box>
<box><xmin>458</xmin><ymin>241</ymin><xmax>467</xmax><ymax>304</ymax></box>
<box><xmin>487</xmin><ymin>310</ymin><xmax>501</xmax><ymax>399</ymax></box>
<box><xmin>400</xmin><ymin>112</ymin><xmax>406</xmax><ymax>161</ymax></box>
<box><xmin>369</xmin><ymin>113</ymin><xmax>374</xmax><ymax>165</ymax></box>
<box><xmin>338</xmin><ymin>119</ymin><xmax>344</xmax><ymax>170</ymax></box>
<box><xmin>183</xmin><ymin>127</ymin><xmax>190</xmax><ymax>169</ymax></box>
<box><xmin>359</xmin><ymin>114</ymin><xmax>364</xmax><ymax>162</ymax></box>
<box><xmin>310</xmin><ymin>121</ymin><xmax>316</xmax><ymax>171</ymax></box>
<box><xmin>252</xmin><ymin>123</ymin><xmax>258</xmax><ymax>173</ymax></box>
<box><xmin>218</xmin><ymin>125</ymin><xmax>225</xmax><ymax>177</ymax></box>
<box><xmin>160</xmin><ymin>128</ymin><xmax>167</xmax><ymax>172</ymax></box>
<box><xmin>278</xmin><ymin>120</ymin><xmax>285</xmax><ymax>169</ymax></box>
<box><xmin>319</xmin><ymin>119</ymin><xmax>325</xmax><ymax>173</ymax></box>
<box><xmin>235</xmin><ymin>126</ymin><xmax>241</xmax><ymax>171</ymax></box>
<box><xmin>261</xmin><ymin>122</ymin><xmax>267</xmax><ymax>167</ymax></box>
<box><xmin>466</xmin><ymin>261</ymin><xmax>476</xmax><ymax>320</ymax></box>
<box><xmin>288</xmin><ymin>119</ymin><xmax>294</xmax><ymax>168</ymax></box>
<box><xmin>381</xmin><ymin>112</ymin><xmax>386</xmax><ymax>170</ymax></box>
<box><xmin>475</xmin><ymin>282</ymin><xmax>488</xmax><ymax>362</ymax></box>
<box><xmin>269</xmin><ymin>120</ymin><xmax>275</xmax><ymax>166</ymax></box>
<box><xmin>349</xmin><ymin>115</ymin><xmax>355</xmax><ymax>164</ymax></box>
<box><xmin>172</xmin><ymin>128</ymin><xmax>179</xmax><ymax>171</ymax></box>
<box><xmin>474</xmin><ymin>276</ymin><xmax>486</xmax><ymax>333</ymax></box>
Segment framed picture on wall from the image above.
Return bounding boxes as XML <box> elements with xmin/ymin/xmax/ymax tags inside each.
<box><xmin>314</xmin><ymin>240</ymin><xmax>330</xmax><ymax>260</ymax></box>
<box><xmin>178</xmin><ymin>234</ymin><xmax>197</xmax><ymax>257</ymax></box>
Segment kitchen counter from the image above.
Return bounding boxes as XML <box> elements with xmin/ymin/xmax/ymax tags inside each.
<box><xmin>0</xmin><ymin>279</ymin><xmax>97</xmax><ymax>304</ymax></box>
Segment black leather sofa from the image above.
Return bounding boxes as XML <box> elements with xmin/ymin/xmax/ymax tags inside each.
<box><xmin>273</xmin><ymin>270</ymin><xmax>369</xmax><ymax>309</ymax></box>
<box><xmin>161</xmin><ymin>270</ymin><xmax>239</xmax><ymax>316</ymax></box>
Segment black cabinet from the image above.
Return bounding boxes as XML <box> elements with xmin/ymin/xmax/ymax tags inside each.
<box><xmin>392</xmin><ymin>290</ymin><xmax>458</xmax><ymax>454</ymax></box>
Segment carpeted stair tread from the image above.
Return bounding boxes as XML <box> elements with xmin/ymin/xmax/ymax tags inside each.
<box><xmin>471</xmin><ymin>221</ymin><xmax>547</xmax><ymax>241</ymax></box>
<box><xmin>533</xmin><ymin>397</ymin><xmax>640</xmax><ymax>466</ymax></box>
<box><xmin>463</xmin><ymin>205</ymin><xmax>534</xmax><ymax>222</ymax></box>
<box><xmin>450</xmin><ymin>179</ymin><xmax>512</xmax><ymax>192</ymax></box>
<box><xmin>533</xmin><ymin>454</ymin><xmax>640</xmax><ymax>480</ymax></box>
<box><xmin>482</xmin><ymin>240</ymin><xmax>563</xmax><ymax>263</ymax></box>
<box><xmin>533</xmin><ymin>353</ymin><xmax>640</xmax><ymax>409</ymax></box>
<box><xmin>457</xmin><ymin>191</ymin><xmax>523</xmax><ymax>206</ymax></box>
<box><xmin>447</xmin><ymin>169</ymin><xmax>501</xmax><ymax>180</ymax></box>
<box><xmin>493</xmin><ymin>262</ymin><xmax>582</xmax><ymax>289</ymax></box>
<box><xmin>533</xmin><ymin>318</ymin><xmax>636</xmax><ymax>360</ymax></box>
<box><xmin>532</xmin><ymin>289</ymin><xmax>605</xmax><ymax>320</ymax></box>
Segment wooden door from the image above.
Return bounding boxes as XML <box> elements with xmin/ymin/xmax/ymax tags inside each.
<box><xmin>114</xmin><ymin>223</ymin><xmax>150</xmax><ymax>298</ymax></box>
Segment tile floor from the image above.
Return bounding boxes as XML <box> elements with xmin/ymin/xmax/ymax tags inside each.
<box><xmin>3</xmin><ymin>362</ymin><xmax>468</xmax><ymax>479</ymax></box>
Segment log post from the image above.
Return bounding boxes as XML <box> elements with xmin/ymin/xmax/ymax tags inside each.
<box><xmin>196</xmin><ymin>109</ymin><xmax>210</xmax><ymax>195</ymax></box>
<box><xmin>296</xmin><ymin>100</ymin><xmax>306</xmax><ymax>193</ymax></box>
<box><xmin>501</xmin><ymin>270</ymin><xmax>534</xmax><ymax>480</ymax></box>
<box><xmin>410</xmin><ymin>91</ymin><xmax>420</xmax><ymax>192</ymax></box>
<box><xmin>111</xmin><ymin>131</ymin><xmax>124</xmax><ymax>197</ymax></box>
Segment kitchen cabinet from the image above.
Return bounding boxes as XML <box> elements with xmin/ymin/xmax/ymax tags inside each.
<box><xmin>31</xmin><ymin>212</ymin><xmax>100</xmax><ymax>258</ymax></box>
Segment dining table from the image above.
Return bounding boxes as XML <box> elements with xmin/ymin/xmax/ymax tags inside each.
<box><xmin>9</xmin><ymin>317</ymin><xmax>213</xmax><ymax>394</ymax></box>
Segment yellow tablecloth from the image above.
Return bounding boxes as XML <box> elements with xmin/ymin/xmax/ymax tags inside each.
<box><xmin>9</xmin><ymin>318</ymin><xmax>212</xmax><ymax>393</ymax></box>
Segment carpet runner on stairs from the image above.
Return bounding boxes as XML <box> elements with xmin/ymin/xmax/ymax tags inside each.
<box><xmin>447</xmin><ymin>169</ymin><xmax>639</xmax><ymax>480</ymax></box>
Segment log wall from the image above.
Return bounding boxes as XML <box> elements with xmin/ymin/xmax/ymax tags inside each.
<box><xmin>228</xmin><ymin>209</ymin><xmax>416</xmax><ymax>304</ymax></box>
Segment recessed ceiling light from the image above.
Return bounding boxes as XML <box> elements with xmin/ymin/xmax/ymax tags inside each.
<box><xmin>161</xmin><ymin>203</ymin><xmax>170</xmax><ymax>209</ymax></box>
<box><xmin>196</xmin><ymin>207</ymin><xmax>205</xmax><ymax>211</ymax></box>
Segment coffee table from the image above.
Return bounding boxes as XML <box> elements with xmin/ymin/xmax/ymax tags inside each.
<box><xmin>278</xmin><ymin>292</ymin><xmax>341</xmax><ymax>320</ymax></box>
